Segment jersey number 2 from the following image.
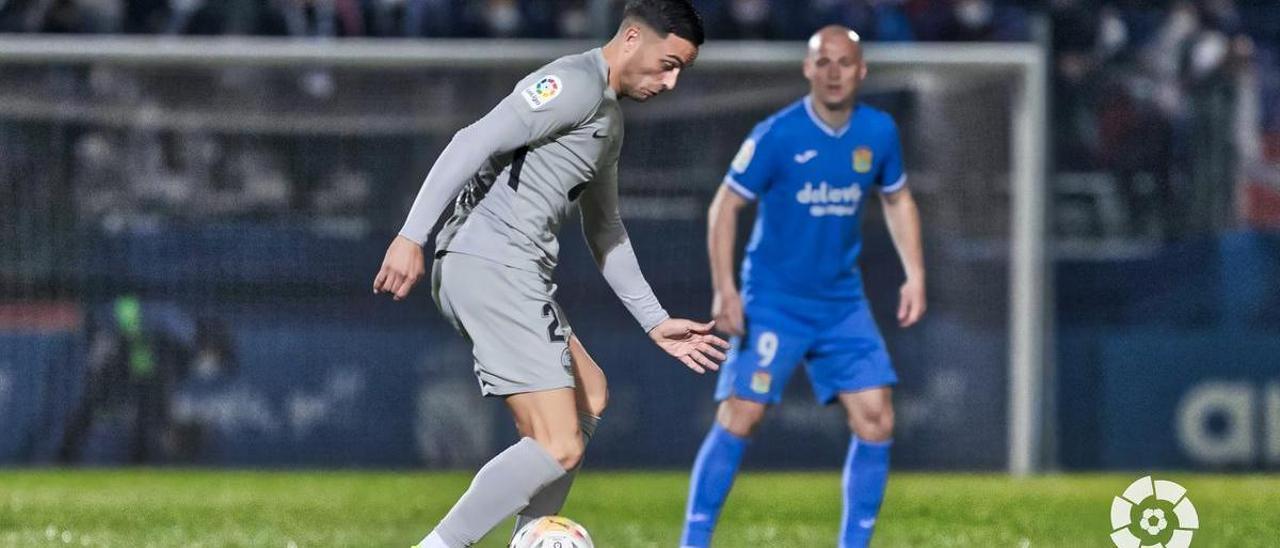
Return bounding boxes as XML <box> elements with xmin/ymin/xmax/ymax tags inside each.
<box><xmin>542</xmin><ymin>303</ymin><xmax>566</xmax><ymax>343</ymax></box>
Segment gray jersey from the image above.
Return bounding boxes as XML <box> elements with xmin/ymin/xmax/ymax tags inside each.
<box><xmin>437</xmin><ymin>49</ymin><xmax>622</xmax><ymax>275</ymax></box>
<box><xmin>399</xmin><ymin>49</ymin><xmax>668</xmax><ymax>332</ymax></box>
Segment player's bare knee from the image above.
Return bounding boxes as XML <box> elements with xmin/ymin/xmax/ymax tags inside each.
<box><xmin>717</xmin><ymin>398</ymin><xmax>766</xmax><ymax>437</ymax></box>
<box><xmin>553</xmin><ymin>448</ymin><xmax>583</xmax><ymax>471</ymax></box>
<box><xmin>547</xmin><ymin>436</ymin><xmax>584</xmax><ymax>470</ymax></box>
<box><xmin>849</xmin><ymin>406</ymin><xmax>894</xmax><ymax>442</ymax></box>
<box><xmin>527</xmin><ymin>426</ymin><xmax>582</xmax><ymax>470</ymax></box>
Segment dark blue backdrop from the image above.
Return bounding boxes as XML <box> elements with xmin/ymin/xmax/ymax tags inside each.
<box><xmin>1057</xmin><ymin>231</ymin><xmax>1280</xmax><ymax>470</ymax></box>
<box><xmin>0</xmin><ymin>217</ymin><xmax>1010</xmax><ymax>470</ymax></box>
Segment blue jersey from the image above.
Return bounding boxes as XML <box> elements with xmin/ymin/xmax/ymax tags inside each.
<box><xmin>724</xmin><ymin>96</ymin><xmax>906</xmax><ymax>305</ymax></box>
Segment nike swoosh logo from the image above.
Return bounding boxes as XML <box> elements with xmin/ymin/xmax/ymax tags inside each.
<box><xmin>592</xmin><ymin>129</ymin><xmax>608</xmax><ymax>139</ymax></box>
<box><xmin>687</xmin><ymin>513</ymin><xmax>710</xmax><ymax>522</ymax></box>
<box><xmin>859</xmin><ymin>518</ymin><xmax>876</xmax><ymax>529</ymax></box>
<box><xmin>794</xmin><ymin>150</ymin><xmax>818</xmax><ymax>163</ymax></box>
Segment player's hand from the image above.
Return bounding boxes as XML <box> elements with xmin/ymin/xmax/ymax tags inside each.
<box><xmin>648</xmin><ymin>318</ymin><xmax>730</xmax><ymax>374</ymax></box>
<box><xmin>711</xmin><ymin>290</ymin><xmax>745</xmax><ymax>337</ymax></box>
<box><xmin>373</xmin><ymin>235</ymin><xmax>426</xmax><ymax>301</ymax></box>
<box><xmin>898</xmin><ymin>277</ymin><xmax>926</xmax><ymax>328</ymax></box>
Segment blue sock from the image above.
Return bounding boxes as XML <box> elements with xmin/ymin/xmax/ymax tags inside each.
<box><xmin>840</xmin><ymin>436</ymin><xmax>891</xmax><ymax>548</ymax></box>
<box><xmin>681</xmin><ymin>424</ymin><xmax>749</xmax><ymax>548</ymax></box>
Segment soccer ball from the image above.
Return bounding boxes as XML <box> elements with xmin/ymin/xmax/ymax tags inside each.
<box><xmin>509</xmin><ymin>515</ymin><xmax>594</xmax><ymax>548</ymax></box>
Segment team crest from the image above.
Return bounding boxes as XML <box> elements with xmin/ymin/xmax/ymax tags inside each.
<box><xmin>522</xmin><ymin>75</ymin><xmax>562</xmax><ymax>110</ymax></box>
<box><xmin>731</xmin><ymin>138</ymin><xmax>756</xmax><ymax>173</ymax></box>
<box><xmin>750</xmin><ymin>371</ymin><xmax>772</xmax><ymax>394</ymax></box>
<box><xmin>853</xmin><ymin>146</ymin><xmax>873</xmax><ymax>173</ymax></box>
<box><xmin>560</xmin><ymin>347</ymin><xmax>573</xmax><ymax>374</ymax></box>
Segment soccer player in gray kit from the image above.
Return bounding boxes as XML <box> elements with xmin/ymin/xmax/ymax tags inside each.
<box><xmin>371</xmin><ymin>2</ymin><xmax>727</xmax><ymax>547</ymax></box>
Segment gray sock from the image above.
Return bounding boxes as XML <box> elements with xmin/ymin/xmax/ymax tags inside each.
<box><xmin>512</xmin><ymin>413</ymin><xmax>600</xmax><ymax>536</ymax></box>
<box><xmin>434</xmin><ymin>437</ymin><xmax>566</xmax><ymax>548</ymax></box>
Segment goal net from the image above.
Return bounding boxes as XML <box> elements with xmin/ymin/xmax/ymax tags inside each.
<box><xmin>0</xmin><ymin>37</ymin><xmax>1046</xmax><ymax>472</ymax></box>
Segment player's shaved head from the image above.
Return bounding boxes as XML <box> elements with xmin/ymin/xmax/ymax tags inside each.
<box><xmin>807</xmin><ymin>25</ymin><xmax>863</xmax><ymax>60</ymax></box>
<box><xmin>803</xmin><ymin>25</ymin><xmax>867</xmax><ymax>111</ymax></box>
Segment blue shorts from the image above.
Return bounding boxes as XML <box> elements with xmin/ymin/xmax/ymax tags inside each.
<box><xmin>714</xmin><ymin>297</ymin><xmax>896</xmax><ymax>405</ymax></box>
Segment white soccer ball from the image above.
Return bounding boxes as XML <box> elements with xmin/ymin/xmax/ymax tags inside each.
<box><xmin>509</xmin><ymin>515</ymin><xmax>594</xmax><ymax>548</ymax></box>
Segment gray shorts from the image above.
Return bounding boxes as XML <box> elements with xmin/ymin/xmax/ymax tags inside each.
<box><xmin>432</xmin><ymin>251</ymin><xmax>574</xmax><ymax>397</ymax></box>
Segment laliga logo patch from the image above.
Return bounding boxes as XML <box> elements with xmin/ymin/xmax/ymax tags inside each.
<box><xmin>750</xmin><ymin>371</ymin><xmax>772</xmax><ymax>394</ymax></box>
<box><xmin>731</xmin><ymin>139</ymin><xmax>756</xmax><ymax>173</ymax></box>
<box><xmin>522</xmin><ymin>75</ymin><xmax>563</xmax><ymax>110</ymax></box>
<box><xmin>853</xmin><ymin>146</ymin><xmax>873</xmax><ymax>173</ymax></box>
<box><xmin>1110</xmin><ymin>476</ymin><xmax>1198</xmax><ymax>548</ymax></box>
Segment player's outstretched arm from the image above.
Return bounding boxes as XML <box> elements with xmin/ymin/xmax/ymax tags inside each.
<box><xmin>578</xmin><ymin>163</ymin><xmax>669</xmax><ymax>331</ymax></box>
<box><xmin>578</xmin><ymin>164</ymin><xmax>729</xmax><ymax>373</ymax></box>
<box><xmin>647</xmin><ymin>318</ymin><xmax>729</xmax><ymax>374</ymax></box>
<box><xmin>707</xmin><ymin>184</ymin><xmax>750</xmax><ymax>336</ymax></box>
<box><xmin>881</xmin><ymin>187</ymin><xmax>926</xmax><ymax>327</ymax></box>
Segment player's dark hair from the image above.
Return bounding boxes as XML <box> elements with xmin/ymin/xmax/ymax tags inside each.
<box><xmin>622</xmin><ymin>0</ymin><xmax>705</xmax><ymax>46</ymax></box>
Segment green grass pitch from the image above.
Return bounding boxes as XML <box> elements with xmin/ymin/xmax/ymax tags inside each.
<box><xmin>2</xmin><ymin>470</ymin><xmax>1277</xmax><ymax>547</ymax></box>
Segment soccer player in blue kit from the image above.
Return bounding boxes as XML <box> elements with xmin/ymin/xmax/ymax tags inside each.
<box><xmin>680</xmin><ymin>26</ymin><xmax>925</xmax><ymax>548</ymax></box>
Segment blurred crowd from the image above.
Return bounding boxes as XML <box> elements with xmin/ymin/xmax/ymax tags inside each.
<box><xmin>68</xmin><ymin>130</ymin><xmax>375</xmax><ymax>233</ymax></box>
<box><xmin>1</xmin><ymin>0</ymin><xmax>1279</xmax><ymax>240</ymax></box>
<box><xmin>1049</xmin><ymin>0</ymin><xmax>1280</xmax><ymax>238</ymax></box>
<box><xmin>0</xmin><ymin>0</ymin><xmax>1038</xmax><ymax>40</ymax></box>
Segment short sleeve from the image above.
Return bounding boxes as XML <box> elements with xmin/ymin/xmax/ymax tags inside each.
<box><xmin>723</xmin><ymin>122</ymin><xmax>779</xmax><ymax>201</ymax></box>
<box><xmin>505</xmin><ymin>66</ymin><xmax>604</xmax><ymax>144</ymax></box>
<box><xmin>878</xmin><ymin>119</ymin><xmax>907</xmax><ymax>194</ymax></box>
